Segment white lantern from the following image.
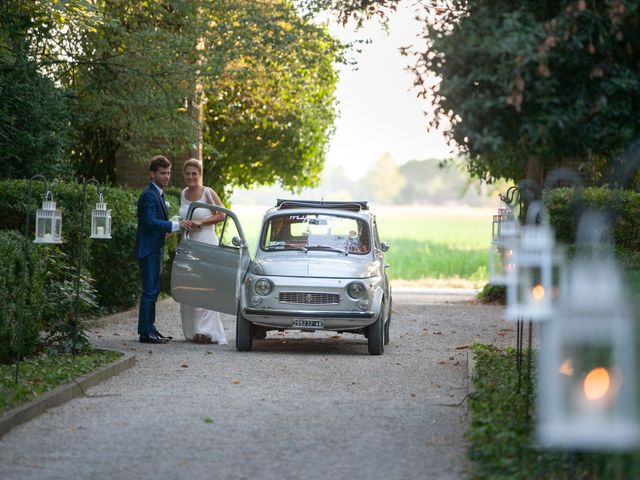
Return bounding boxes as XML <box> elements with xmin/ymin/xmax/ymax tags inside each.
<box><xmin>34</xmin><ymin>191</ymin><xmax>63</xmax><ymax>244</ymax></box>
<box><xmin>90</xmin><ymin>193</ymin><xmax>112</xmax><ymax>239</ymax></box>
<box><xmin>506</xmin><ymin>223</ymin><xmax>566</xmax><ymax>322</ymax></box>
<box><xmin>489</xmin><ymin>217</ymin><xmax>520</xmax><ymax>285</ymax></box>
<box><xmin>537</xmin><ymin>257</ymin><xmax>640</xmax><ymax>450</ymax></box>
<box><xmin>492</xmin><ymin>201</ymin><xmax>514</xmax><ymax>241</ymax></box>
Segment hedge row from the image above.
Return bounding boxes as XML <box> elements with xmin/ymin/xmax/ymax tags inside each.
<box><xmin>0</xmin><ymin>231</ymin><xmax>45</xmax><ymax>361</ymax></box>
<box><xmin>0</xmin><ymin>180</ymin><xmax>181</xmax><ymax>315</ymax></box>
<box><xmin>545</xmin><ymin>186</ymin><xmax>640</xmax><ymax>267</ymax></box>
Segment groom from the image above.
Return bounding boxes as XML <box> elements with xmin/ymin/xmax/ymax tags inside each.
<box><xmin>134</xmin><ymin>155</ymin><xmax>194</xmax><ymax>344</ymax></box>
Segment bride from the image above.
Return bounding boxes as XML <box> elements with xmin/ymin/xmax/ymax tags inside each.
<box><xmin>178</xmin><ymin>158</ymin><xmax>228</xmax><ymax>344</ymax></box>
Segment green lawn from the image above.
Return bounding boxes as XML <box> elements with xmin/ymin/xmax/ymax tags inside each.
<box><xmin>232</xmin><ymin>205</ymin><xmax>493</xmax><ymax>287</ymax></box>
<box><xmin>1</xmin><ymin>350</ymin><xmax>122</xmax><ymax>415</ymax></box>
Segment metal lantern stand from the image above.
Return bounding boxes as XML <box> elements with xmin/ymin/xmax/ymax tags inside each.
<box><xmin>15</xmin><ymin>175</ymin><xmax>62</xmax><ymax>382</ymax></box>
<box><xmin>72</xmin><ymin>178</ymin><xmax>112</xmax><ymax>359</ymax></box>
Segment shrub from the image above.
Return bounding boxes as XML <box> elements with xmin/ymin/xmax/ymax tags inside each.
<box><xmin>0</xmin><ymin>231</ymin><xmax>46</xmax><ymax>362</ymax></box>
<box><xmin>545</xmin><ymin>187</ymin><xmax>640</xmax><ymax>267</ymax></box>
<box><xmin>0</xmin><ymin>179</ymin><xmax>181</xmax><ymax>314</ymax></box>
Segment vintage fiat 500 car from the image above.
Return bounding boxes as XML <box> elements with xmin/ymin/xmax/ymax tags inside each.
<box><xmin>171</xmin><ymin>199</ymin><xmax>392</xmax><ymax>355</ymax></box>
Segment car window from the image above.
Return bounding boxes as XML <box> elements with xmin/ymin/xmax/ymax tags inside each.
<box><xmin>218</xmin><ymin>214</ymin><xmax>242</xmax><ymax>249</ymax></box>
<box><xmin>261</xmin><ymin>214</ymin><xmax>371</xmax><ymax>254</ymax></box>
<box><xmin>372</xmin><ymin>218</ymin><xmax>381</xmax><ymax>250</ymax></box>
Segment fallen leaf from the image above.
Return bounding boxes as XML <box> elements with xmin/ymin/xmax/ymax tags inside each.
<box><xmin>203</xmin><ymin>417</ymin><xmax>214</xmax><ymax>424</ymax></box>
<box><xmin>330</xmin><ymin>335</ymin><xmax>341</xmax><ymax>339</ymax></box>
<box><xmin>434</xmin><ymin>331</ymin><xmax>442</xmax><ymax>335</ymax></box>
<box><xmin>232</xmin><ymin>379</ymin><xmax>241</xmax><ymax>385</ymax></box>
<box><xmin>181</xmin><ymin>364</ymin><xmax>188</xmax><ymax>368</ymax></box>
<box><xmin>410</xmin><ymin>394</ymin><xmax>416</xmax><ymax>398</ymax></box>
<box><xmin>438</xmin><ymin>361</ymin><xmax>447</xmax><ymax>365</ymax></box>
<box><xmin>206</xmin><ymin>351</ymin><xmax>213</xmax><ymax>355</ymax></box>
<box><xmin>113</xmin><ymin>333</ymin><xmax>120</xmax><ymax>336</ymax></box>
<box><xmin>449</xmin><ymin>356</ymin><xmax>454</xmax><ymax>360</ymax></box>
<box><xmin>455</xmin><ymin>345</ymin><xmax>469</xmax><ymax>350</ymax></box>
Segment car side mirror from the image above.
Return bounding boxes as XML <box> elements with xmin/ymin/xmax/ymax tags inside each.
<box><xmin>380</xmin><ymin>242</ymin><xmax>390</xmax><ymax>252</ymax></box>
<box><xmin>232</xmin><ymin>236</ymin><xmax>246</xmax><ymax>248</ymax></box>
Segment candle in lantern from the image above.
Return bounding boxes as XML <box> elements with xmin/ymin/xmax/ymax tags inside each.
<box><xmin>532</xmin><ymin>284</ymin><xmax>545</xmax><ymax>301</ymax></box>
<box><xmin>584</xmin><ymin>367</ymin><xmax>611</xmax><ymax>401</ymax></box>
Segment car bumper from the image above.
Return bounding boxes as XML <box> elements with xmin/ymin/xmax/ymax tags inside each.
<box><xmin>242</xmin><ymin>307</ymin><xmax>377</xmax><ymax>330</ymax></box>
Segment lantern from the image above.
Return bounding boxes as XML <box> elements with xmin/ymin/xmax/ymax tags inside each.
<box><xmin>90</xmin><ymin>193</ymin><xmax>112</xmax><ymax>239</ymax></box>
<box><xmin>34</xmin><ymin>191</ymin><xmax>63</xmax><ymax>244</ymax></box>
<box><xmin>537</xmin><ymin>257</ymin><xmax>640</xmax><ymax>450</ymax></box>
<box><xmin>492</xmin><ymin>201</ymin><xmax>514</xmax><ymax>242</ymax></box>
<box><xmin>506</xmin><ymin>222</ymin><xmax>566</xmax><ymax>322</ymax></box>
<box><xmin>489</xmin><ymin>217</ymin><xmax>520</xmax><ymax>285</ymax></box>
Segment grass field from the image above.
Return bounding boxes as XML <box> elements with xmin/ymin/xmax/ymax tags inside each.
<box><xmin>232</xmin><ymin>205</ymin><xmax>493</xmax><ymax>288</ymax></box>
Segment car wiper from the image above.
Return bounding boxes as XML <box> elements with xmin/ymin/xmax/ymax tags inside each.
<box><xmin>305</xmin><ymin>244</ymin><xmax>349</xmax><ymax>255</ymax></box>
<box><xmin>264</xmin><ymin>243</ymin><xmax>307</xmax><ymax>252</ymax></box>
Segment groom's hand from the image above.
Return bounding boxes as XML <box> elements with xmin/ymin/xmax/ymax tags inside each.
<box><xmin>179</xmin><ymin>220</ymin><xmax>195</xmax><ymax>230</ymax></box>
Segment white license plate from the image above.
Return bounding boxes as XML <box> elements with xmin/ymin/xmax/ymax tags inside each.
<box><xmin>292</xmin><ymin>319</ymin><xmax>324</xmax><ymax>329</ymax></box>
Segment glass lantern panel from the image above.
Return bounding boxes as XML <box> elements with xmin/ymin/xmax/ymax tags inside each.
<box><xmin>53</xmin><ymin>215</ymin><xmax>62</xmax><ymax>239</ymax></box>
<box><xmin>37</xmin><ymin>215</ymin><xmax>52</xmax><ymax>237</ymax></box>
<box><xmin>516</xmin><ymin>265</ymin><xmax>545</xmax><ymax>306</ymax></box>
<box><xmin>558</xmin><ymin>343</ymin><xmax>618</xmax><ymax>421</ymax></box>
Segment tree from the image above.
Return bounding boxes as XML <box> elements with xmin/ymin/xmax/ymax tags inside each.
<box><xmin>0</xmin><ymin>1</ymin><xmax>81</xmax><ymax>178</ymax></box>
<box><xmin>64</xmin><ymin>1</ymin><xmax>203</xmax><ymax>182</ymax></box>
<box><xmin>363</xmin><ymin>152</ymin><xmax>405</xmax><ymax>203</ymax></box>
<box><xmin>407</xmin><ymin>0</ymin><xmax>640</xmax><ymax>184</ymax></box>
<box><xmin>201</xmin><ymin>1</ymin><xmax>341</xmax><ymax>197</ymax></box>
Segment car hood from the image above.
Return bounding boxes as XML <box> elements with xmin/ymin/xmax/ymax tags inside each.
<box><xmin>251</xmin><ymin>253</ymin><xmax>380</xmax><ymax>278</ymax></box>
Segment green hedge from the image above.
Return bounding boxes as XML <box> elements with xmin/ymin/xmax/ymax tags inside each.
<box><xmin>0</xmin><ymin>180</ymin><xmax>181</xmax><ymax>314</ymax></box>
<box><xmin>545</xmin><ymin>187</ymin><xmax>640</xmax><ymax>266</ymax></box>
<box><xmin>0</xmin><ymin>231</ymin><xmax>46</xmax><ymax>361</ymax></box>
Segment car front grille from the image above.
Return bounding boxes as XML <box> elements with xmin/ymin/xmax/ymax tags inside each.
<box><xmin>279</xmin><ymin>292</ymin><xmax>340</xmax><ymax>305</ymax></box>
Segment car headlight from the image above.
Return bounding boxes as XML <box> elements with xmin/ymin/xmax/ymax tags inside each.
<box><xmin>347</xmin><ymin>281</ymin><xmax>366</xmax><ymax>299</ymax></box>
<box><xmin>254</xmin><ymin>278</ymin><xmax>273</xmax><ymax>296</ymax></box>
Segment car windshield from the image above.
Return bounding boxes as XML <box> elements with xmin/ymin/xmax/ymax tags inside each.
<box><xmin>261</xmin><ymin>213</ymin><xmax>371</xmax><ymax>254</ymax></box>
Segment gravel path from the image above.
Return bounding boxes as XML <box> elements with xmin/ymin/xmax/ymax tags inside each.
<box><xmin>0</xmin><ymin>289</ymin><xmax>514</xmax><ymax>480</ymax></box>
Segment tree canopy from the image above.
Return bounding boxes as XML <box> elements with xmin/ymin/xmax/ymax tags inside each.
<box><xmin>0</xmin><ymin>0</ymin><xmax>343</xmax><ymax>196</ymax></box>
<box><xmin>407</xmin><ymin>0</ymin><xmax>640</xmax><ymax>184</ymax></box>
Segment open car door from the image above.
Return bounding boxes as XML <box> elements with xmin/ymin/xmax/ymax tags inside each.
<box><xmin>171</xmin><ymin>203</ymin><xmax>251</xmax><ymax>315</ymax></box>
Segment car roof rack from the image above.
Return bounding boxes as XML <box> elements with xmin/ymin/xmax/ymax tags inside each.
<box><xmin>276</xmin><ymin>199</ymin><xmax>369</xmax><ymax>211</ymax></box>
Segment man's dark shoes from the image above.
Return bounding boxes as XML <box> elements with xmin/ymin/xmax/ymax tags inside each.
<box><xmin>153</xmin><ymin>329</ymin><xmax>173</xmax><ymax>340</ymax></box>
<box><xmin>139</xmin><ymin>332</ymin><xmax>169</xmax><ymax>344</ymax></box>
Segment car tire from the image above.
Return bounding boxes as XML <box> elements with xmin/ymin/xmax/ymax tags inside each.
<box><xmin>384</xmin><ymin>297</ymin><xmax>391</xmax><ymax>346</ymax></box>
<box><xmin>367</xmin><ymin>308</ymin><xmax>384</xmax><ymax>356</ymax></box>
<box><xmin>236</xmin><ymin>305</ymin><xmax>254</xmax><ymax>351</ymax></box>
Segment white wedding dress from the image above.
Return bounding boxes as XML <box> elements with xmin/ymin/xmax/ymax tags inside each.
<box><xmin>178</xmin><ymin>187</ymin><xmax>228</xmax><ymax>344</ymax></box>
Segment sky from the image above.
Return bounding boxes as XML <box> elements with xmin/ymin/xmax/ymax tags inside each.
<box><xmin>324</xmin><ymin>2</ymin><xmax>451</xmax><ymax>179</ymax></box>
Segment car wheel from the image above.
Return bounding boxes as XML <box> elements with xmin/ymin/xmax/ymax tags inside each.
<box><xmin>367</xmin><ymin>309</ymin><xmax>384</xmax><ymax>356</ymax></box>
<box><xmin>236</xmin><ymin>304</ymin><xmax>254</xmax><ymax>352</ymax></box>
<box><xmin>384</xmin><ymin>297</ymin><xmax>391</xmax><ymax>345</ymax></box>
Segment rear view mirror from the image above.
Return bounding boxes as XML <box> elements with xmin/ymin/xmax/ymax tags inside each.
<box><xmin>232</xmin><ymin>236</ymin><xmax>246</xmax><ymax>248</ymax></box>
<box><xmin>380</xmin><ymin>242</ymin><xmax>390</xmax><ymax>252</ymax></box>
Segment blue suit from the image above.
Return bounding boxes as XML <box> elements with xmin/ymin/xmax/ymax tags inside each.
<box><xmin>134</xmin><ymin>183</ymin><xmax>173</xmax><ymax>336</ymax></box>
